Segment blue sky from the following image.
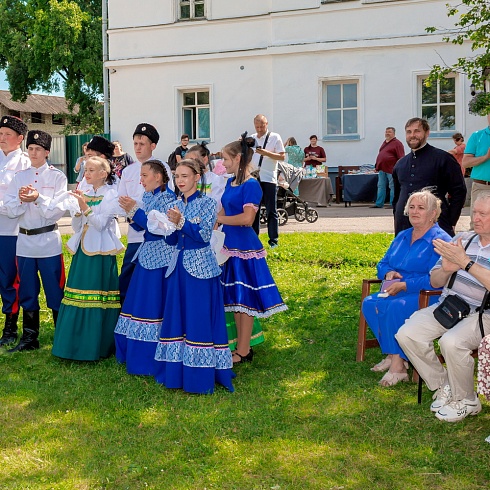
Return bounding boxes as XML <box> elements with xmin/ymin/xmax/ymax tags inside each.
<box><xmin>0</xmin><ymin>69</ymin><xmax>63</xmax><ymax>96</ymax></box>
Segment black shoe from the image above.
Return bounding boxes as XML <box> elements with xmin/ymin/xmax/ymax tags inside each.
<box><xmin>8</xmin><ymin>311</ymin><xmax>40</xmax><ymax>353</ymax></box>
<box><xmin>233</xmin><ymin>349</ymin><xmax>254</xmax><ymax>364</ymax></box>
<box><xmin>0</xmin><ymin>313</ymin><xmax>19</xmax><ymax>346</ymax></box>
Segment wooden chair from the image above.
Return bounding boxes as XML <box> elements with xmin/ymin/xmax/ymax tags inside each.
<box><xmin>357</xmin><ymin>284</ymin><xmax>478</xmax><ymax>403</ymax></box>
<box><xmin>335</xmin><ymin>165</ymin><xmax>360</xmax><ymax>205</ymax></box>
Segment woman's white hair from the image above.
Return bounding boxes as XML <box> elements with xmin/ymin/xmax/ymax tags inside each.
<box><xmin>403</xmin><ymin>188</ymin><xmax>442</xmax><ymax>220</ymax></box>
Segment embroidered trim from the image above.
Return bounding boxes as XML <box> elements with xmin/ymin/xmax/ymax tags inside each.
<box><xmin>221</xmin><ymin>280</ymin><xmax>276</xmax><ymax>291</ymax></box>
<box><xmin>62</xmin><ymin>286</ymin><xmax>120</xmax><ymax>309</ymax></box>
<box><xmin>224</xmin><ymin>303</ymin><xmax>288</xmax><ymax>318</ymax></box>
<box><xmin>80</xmin><ymin>224</ymin><xmax>125</xmax><ymax>256</ymax></box>
<box><xmin>114</xmin><ymin>315</ymin><xmax>161</xmax><ymax>341</ymax></box>
<box><xmin>155</xmin><ymin>339</ymin><xmax>232</xmax><ymax>369</ymax></box>
<box><xmin>221</xmin><ymin>247</ymin><xmax>267</xmax><ymax>260</ymax></box>
<box><xmin>243</xmin><ymin>203</ymin><xmax>259</xmax><ymax>211</ymax></box>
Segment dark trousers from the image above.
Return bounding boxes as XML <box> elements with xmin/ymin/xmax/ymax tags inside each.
<box><xmin>252</xmin><ymin>181</ymin><xmax>278</xmax><ymax>245</ymax></box>
<box><xmin>119</xmin><ymin>242</ymin><xmax>141</xmax><ymax>305</ymax></box>
<box><xmin>0</xmin><ymin>236</ymin><xmax>19</xmax><ymax>314</ymax></box>
<box><xmin>17</xmin><ymin>255</ymin><xmax>65</xmax><ymax>311</ymax></box>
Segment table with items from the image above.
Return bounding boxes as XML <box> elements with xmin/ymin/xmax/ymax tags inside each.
<box><xmin>341</xmin><ymin>171</ymin><xmax>378</xmax><ymax>206</ymax></box>
<box><xmin>298</xmin><ymin>166</ymin><xmax>333</xmax><ymax>206</ymax></box>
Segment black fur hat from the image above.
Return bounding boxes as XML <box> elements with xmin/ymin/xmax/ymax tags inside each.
<box><xmin>87</xmin><ymin>135</ymin><xmax>115</xmax><ymax>159</ymax></box>
<box><xmin>0</xmin><ymin>115</ymin><xmax>28</xmax><ymax>136</ymax></box>
<box><xmin>26</xmin><ymin>130</ymin><xmax>52</xmax><ymax>151</ymax></box>
<box><xmin>133</xmin><ymin>123</ymin><xmax>160</xmax><ymax>144</ymax></box>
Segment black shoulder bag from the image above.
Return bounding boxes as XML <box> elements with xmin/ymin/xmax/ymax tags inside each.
<box><xmin>433</xmin><ymin>234</ymin><xmax>477</xmax><ymax>329</ymax></box>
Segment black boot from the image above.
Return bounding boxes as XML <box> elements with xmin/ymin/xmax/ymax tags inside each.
<box><xmin>52</xmin><ymin>309</ymin><xmax>58</xmax><ymax>329</ymax></box>
<box><xmin>8</xmin><ymin>311</ymin><xmax>40</xmax><ymax>352</ymax></box>
<box><xmin>0</xmin><ymin>313</ymin><xmax>19</xmax><ymax>346</ymax></box>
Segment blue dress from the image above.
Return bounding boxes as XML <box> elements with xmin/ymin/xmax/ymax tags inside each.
<box><xmin>154</xmin><ymin>191</ymin><xmax>235</xmax><ymax>394</ymax></box>
<box><xmin>114</xmin><ymin>188</ymin><xmax>175</xmax><ymax>375</ymax></box>
<box><xmin>221</xmin><ymin>178</ymin><xmax>287</xmax><ymax>317</ymax></box>
<box><xmin>362</xmin><ymin>224</ymin><xmax>451</xmax><ymax>358</ymax></box>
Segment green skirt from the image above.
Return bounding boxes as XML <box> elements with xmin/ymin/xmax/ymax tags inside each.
<box><xmin>52</xmin><ymin>248</ymin><xmax>120</xmax><ymax>361</ymax></box>
<box><xmin>226</xmin><ymin>312</ymin><xmax>265</xmax><ymax>351</ymax></box>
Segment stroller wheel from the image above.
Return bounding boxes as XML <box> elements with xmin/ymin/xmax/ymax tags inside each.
<box><xmin>306</xmin><ymin>209</ymin><xmax>319</xmax><ymax>223</ymax></box>
<box><xmin>294</xmin><ymin>207</ymin><xmax>306</xmax><ymax>222</ymax></box>
<box><xmin>277</xmin><ymin>208</ymin><xmax>289</xmax><ymax>226</ymax></box>
<box><xmin>259</xmin><ymin>207</ymin><xmax>267</xmax><ymax>224</ymax></box>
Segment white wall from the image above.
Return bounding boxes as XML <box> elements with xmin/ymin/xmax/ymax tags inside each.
<box><xmin>107</xmin><ymin>0</ymin><xmax>483</xmax><ymax>166</ymax></box>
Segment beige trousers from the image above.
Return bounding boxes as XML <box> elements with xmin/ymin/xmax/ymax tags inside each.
<box><xmin>395</xmin><ymin>304</ymin><xmax>490</xmax><ymax>401</ymax></box>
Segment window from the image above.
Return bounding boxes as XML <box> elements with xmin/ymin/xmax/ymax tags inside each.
<box><xmin>31</xmin><ymin>112</ymin><xmax>43</xmax><ymax>124</ymax></box>
<box><xmin>52</xmin><ymin>114</ymin><xmax>64</xmax><ymax>125</ymax></box>
<box><xmin>322</xmin><ymin>80</ymin><xmax>359</xmax><ymax>140</ymax></box>
<box><xmin>8</xmin><ymin>110</ymin><xmax>20</xmax><ymax>118</ymax></box>
<box><xmin>420</xmin><ymin>76</ymin><xmax>456</xmax><ymax>132</ymax></box>
<box><xmin>179</xmin><ymin>0</ymin><xmax>205</xmax><ymax>20</ymax></box>
<box><xmin>181</xmin><ymin>90</ymin><xmax>210</xmax><ymax>140</ymax></box>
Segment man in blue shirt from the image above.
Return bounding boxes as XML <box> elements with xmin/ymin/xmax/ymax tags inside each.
<box><xmin>463</xmin><ymin>114</ymin><xmax>490</xmax><ymax>228</ymax></box>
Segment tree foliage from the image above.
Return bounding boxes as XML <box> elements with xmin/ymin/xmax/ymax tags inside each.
<box><xmin>0</xmin><ymin>0</ymin><xmax>103</xmax><ymax>133</ymax></box>
<box><xmin>427</xmin><ymin>0</ymin><xmax>490</xmax><ymax>115</ymax></box>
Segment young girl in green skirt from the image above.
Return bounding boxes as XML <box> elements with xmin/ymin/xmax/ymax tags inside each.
<box><xmin>52</xmin><ymin>156</ymin><xmax>125</xmax><ymax>361</ymax></box>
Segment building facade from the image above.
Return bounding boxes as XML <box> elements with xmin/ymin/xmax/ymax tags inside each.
<box><xmin>106</xmin><ymin>0</ymin><xmax>484</xmax><ymax>167</ymax></box>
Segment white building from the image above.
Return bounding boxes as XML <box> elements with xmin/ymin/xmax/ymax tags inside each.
<box><xmin>106</xmin><ymin>0</ymin><xmax>484</xmax><ymax>167</ymax></box>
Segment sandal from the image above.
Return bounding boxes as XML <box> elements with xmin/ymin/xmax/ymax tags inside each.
<box><xmin>379</xmin><ymin>371</ymin><xmax>409</xmax><ymax>387</ymax></box>
<box><xmin>371</xmin><ymin>357</ymin><xmax>392</xmax><ymax>372</ymax></box>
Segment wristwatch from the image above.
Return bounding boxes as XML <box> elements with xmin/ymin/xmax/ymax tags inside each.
<box><xmin>464</xmin><ymin>260</ymin><xmax>475</xmax><ymax>272</ymax></box>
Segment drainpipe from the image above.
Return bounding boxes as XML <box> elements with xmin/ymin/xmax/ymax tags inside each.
<box><xmin>102</xmin><ymin>0</ymin><xmax>110</xmax><ymax>134</ymax></box>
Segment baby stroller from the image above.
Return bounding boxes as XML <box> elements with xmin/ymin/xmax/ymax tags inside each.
<box><xmin>259</xmin><ymin>162</ymin><xmax>319</xmax><ymax>226</ymax></box>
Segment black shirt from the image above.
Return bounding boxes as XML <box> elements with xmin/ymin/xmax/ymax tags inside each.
<box><xmin>392</xmin><ymin>143</ymin><xmax>466</xmax><ymax>236</ymax></box>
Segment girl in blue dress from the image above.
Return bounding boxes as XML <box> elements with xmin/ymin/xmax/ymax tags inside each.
<box><xmin>154</xmin><ymin>159</ymin><xmax>234</xmax><ymax>394</ymax></box>
<box><xmin>218</xmin><ymin>136</ymin><xmax>287</xmax><ymax>364</ymax></box>
<box><xmin>114</xmin><ymin>160</ymin><xmax>175</xmax><ymax>376</ymax></box>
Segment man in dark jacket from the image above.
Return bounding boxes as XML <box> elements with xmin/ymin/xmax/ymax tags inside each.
<box><xmin>392</xmin><ymin>117</ymin><xmax>466</xmax><ymax>236</ymax></box>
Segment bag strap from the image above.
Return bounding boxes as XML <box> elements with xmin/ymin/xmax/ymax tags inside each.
<box><xmin>478</xmin><ymin>291</ymin><xmax>490</xmax><ymax>339</ymax></box>
<box><xmin>258</xmin><ymin>132</ymin><xmax>270</xmax><ymax>168</ymax></box>
<box><xmin>447</xmin><ymin>233</ymin><xmax>478</xmax><ymax>289</ymax></box>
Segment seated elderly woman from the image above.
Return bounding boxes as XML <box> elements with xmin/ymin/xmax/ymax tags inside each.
<box><xmin>362</xmin><ymin>189</ymin><xmax>451</xmax><ymax>386</ymax></box>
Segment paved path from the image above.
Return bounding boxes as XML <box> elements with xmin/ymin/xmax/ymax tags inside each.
<box><xmin>57</xmin><ymin>203</ymin><xmax>471</xmax><ymax>236</ymax></box>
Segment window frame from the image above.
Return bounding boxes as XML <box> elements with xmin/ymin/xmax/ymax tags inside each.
<box><xmin>175</xmin><ymin>85</ymin><xmax>213</xmax><ymax>143</ymax></box>
<box><xmin>178</xmin><ymin>0</ymin><xmax>206</xmax><ymax>21</ymax></box>
<box><xmin>413</xmin><ymin>71</ymin><xmax>464</xmax><ymax>138</ymax></box>
<box><xmin>320</xmin><ymin>76</ymin><xmax>363</xmax><ymax>141</ymax></box>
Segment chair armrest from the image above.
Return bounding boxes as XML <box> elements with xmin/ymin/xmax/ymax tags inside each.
<box><xmin>361</xmin><ymin>279</ymin><xmax>382</xmax><ymax>300</ymax></box>
<box><xmin>418</xmin><ymin>289</ymin><xmax>442</xmax><ymax>309</ymax></box>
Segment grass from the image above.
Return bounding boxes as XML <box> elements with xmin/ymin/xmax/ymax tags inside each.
<box><xmin>0</xmin><ymin>232</ymin><xmax>489</xmax><ymax>489</ymax></box>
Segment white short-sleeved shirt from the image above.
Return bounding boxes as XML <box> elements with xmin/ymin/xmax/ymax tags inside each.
<box><xmin>250</xmin><ymin>131</ymin><xmax>285</xmax><ymax>185</ymax></box>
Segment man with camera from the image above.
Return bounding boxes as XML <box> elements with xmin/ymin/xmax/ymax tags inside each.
<box><xmin>395</xmin><ymin>192</ymin><xmax>490</xmax><ymax>422</ymax></box>
<box><xmin>251</xmin><ymin>114</ymin><xmax>285</xmax><ymax>248</ymax></box>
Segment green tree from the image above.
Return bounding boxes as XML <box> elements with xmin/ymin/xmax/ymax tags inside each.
<box><xmin>0</xmin><ymin>0</ymin><xmax>103</xmax><ymax>133</ymax></box>
<box><xmin>427</xmin><ymin>0</ymin><xmax>490</xmax><ymax>116</ymax></box>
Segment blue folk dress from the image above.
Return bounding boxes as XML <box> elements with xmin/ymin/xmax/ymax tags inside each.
<box><xmin>220</xmin><ymin>178</ymin><xmax>287</xmax><ymax>318</ymax></box>
<box><xmin>362</xmin><ymin>224</ymin><xmax>451</xmax><ymax>358</ymax></box>
<box><xmin>114</xmin><ymin>188</ymin><xmax>176</xmax><ymax>375</ymax></box>
<box><xmin>154</xmin><ymin>191</ymin><xmax>235</xmax><ymax>394</ymax></box>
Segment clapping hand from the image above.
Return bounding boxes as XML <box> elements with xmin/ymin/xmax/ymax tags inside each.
<box><xmin>69</xmin><ymin>189</ymin><xmax>89</xmax><ymax>212</ymax></box>
<box><xmin>119</xmin><ymin>196</ymin><xmax>136</xmax><ymax>213</ymax></box>
<box><xmin>433</xmin><ymin>238</ymin><xmax>467</xmax><ymax>273</ymax></box>
<box><xmin>167</xmin><ymin>206</ymin><xmax>182</xmax><ymax>225</ymax></box>
<box><xmin>19</xmin><ymin>185</ymin><xmax>39</xmax><ymax>203</ymax></box>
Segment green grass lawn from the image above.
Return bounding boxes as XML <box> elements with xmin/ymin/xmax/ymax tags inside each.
<box><xmin>0</xmin><ymin>232</ymin><xmax>489</xmax><ymax>490</ymax></box>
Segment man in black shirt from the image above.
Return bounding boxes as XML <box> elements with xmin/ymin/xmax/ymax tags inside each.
<box><xmin>175</xmin><ymin>134</ymin><xmax>190</xmax><ymax>164</ymax></box>
<box><xmin>392</xmin><ymin>118</ymin><xmax>466</xmax><ymax>236</ymax></box>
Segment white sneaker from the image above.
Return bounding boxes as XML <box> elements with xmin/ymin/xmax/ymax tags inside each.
<box><xmin>430</xmin><ymin>384</ymin><xmax>452</xmax><ymax>412</ymax></box>
<box><xmin>435</xmin><ymin>394</ymin><xmax>482</xmax><ymax>422</ymax></box>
